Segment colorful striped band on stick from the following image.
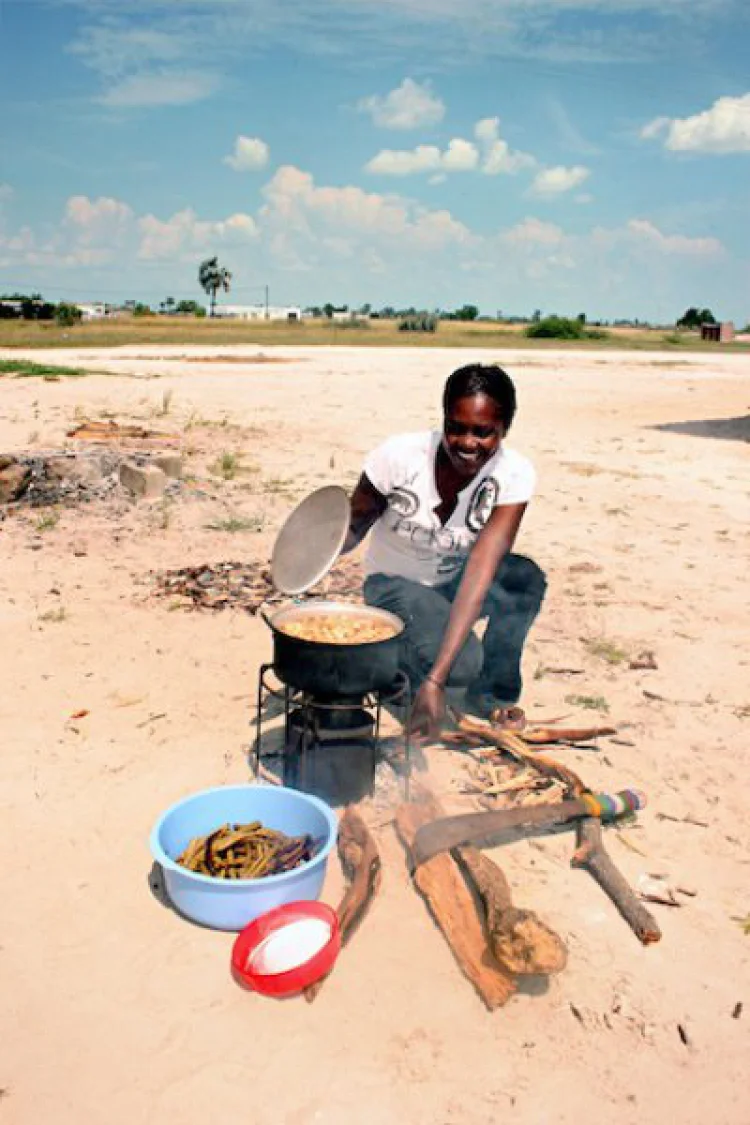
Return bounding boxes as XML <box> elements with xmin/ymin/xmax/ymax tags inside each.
<box><xmin>580</xmin><ymin>789</ymin><xmax>646</xmax><ymax>821</ymax></box>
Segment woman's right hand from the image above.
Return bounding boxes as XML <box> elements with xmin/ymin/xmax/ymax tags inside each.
<box><xmin>408</xmin><ymin>678</ymin><xmax>447</xmax><ymax>740</ymax></box>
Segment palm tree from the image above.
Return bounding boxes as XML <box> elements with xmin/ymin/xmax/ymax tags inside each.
<box><xmin>198</xmin><ymin>256</ymin><xmax>232</xmax><ymax>317</ymax></box>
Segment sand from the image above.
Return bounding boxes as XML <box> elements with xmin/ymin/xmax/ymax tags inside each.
<box><xmin>1</xmin><ymin>344</ymin><xmax>749</xmax><ymax>1124</ymax></box>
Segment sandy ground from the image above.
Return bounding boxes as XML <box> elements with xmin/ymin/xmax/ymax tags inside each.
<box><xmin>1</xmin><ymin>344</ymin><xmax>749</xmax><ymax>1125</ymax></box>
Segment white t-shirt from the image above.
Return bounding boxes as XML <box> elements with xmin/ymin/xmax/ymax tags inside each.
<box><xmin>363</xmin><ymin>431</ymin><xmax>536</xmax><ymax>587</ymax></box>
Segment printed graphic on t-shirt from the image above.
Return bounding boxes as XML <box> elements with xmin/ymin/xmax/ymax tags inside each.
<box><xmin>388</xmin><ymin>486</ymin><xmax>419</xmax><ymax>518</ymax></box>
<box><xmin>466</xmin><ymin>477</ymin><xmax>500</xmax><ymax>533</ymax></box>
<box><xmin>385</xmin><ymin>483</ymin><xmax>479</xmax><ymax>571</ymax></box>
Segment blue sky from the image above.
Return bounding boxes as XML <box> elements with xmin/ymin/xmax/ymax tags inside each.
<box><xmin>1</xmin><ymin>0</ymin><xmax>749</xmax><ymax>322</ymax></box>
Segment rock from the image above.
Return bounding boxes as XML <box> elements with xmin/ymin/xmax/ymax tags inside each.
<box><xmin>45</xmin><ymin>455</ymin><xmax>105</xmax><ymax>487</ymax></box>
<box><xmin>0</xmin><ymin>460</ymin><xmax>32</xmax><ymax>503</ymax></box>
<box><xmin>119</xmin><ymin>461</ymin><xmax>167</xmax><ymax>500</ymax></box>
<box><xmin>152</xmin><ymin>453</ymin><xmax>183</xmax><ymax>479</ymax></box>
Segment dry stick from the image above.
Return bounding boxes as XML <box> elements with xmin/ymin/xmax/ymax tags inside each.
<box><xmin>304</xmin><ymin>806</ymin><xmax>382</xmax><ymax>1002</ymax></box>
<box><xmin>572</xmin><ymin>818</ymin><xmax>662</xmax><ymax>945</ymax></box>
<box><xmin>395</xmin><ymin>793</ymin><xmax>516</xmax><ymax>1010</ymax></box>
<box><xmin>455</xmin><ymin>718</ymin><xmax>588</xmax><ymax>795</ymax></box>
<box><xmin>455</xmin><ymin>846</ymin><xmax>568</xmax><ymax>976</ymax></box>
<box><xmin>519</xmin><ymin>726</ymin><xmax>617</xmax><ymax>745</ymax></box>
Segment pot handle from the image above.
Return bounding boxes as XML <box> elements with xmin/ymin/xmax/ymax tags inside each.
<box><xmin>259</xmin><ymin>605</ymin><xmax>274</xmax><ymax>629</ymax></box>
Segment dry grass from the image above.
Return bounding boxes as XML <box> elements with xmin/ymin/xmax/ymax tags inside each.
<box><xmin>1</xmin><ymin>316</ymin><xmax>748</xmax><ymax>353</ymax></box>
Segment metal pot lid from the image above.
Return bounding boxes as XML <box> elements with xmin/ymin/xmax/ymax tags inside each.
<box><xmin>270</xmin><ymin>485</ymin><xmax>351</xmax><ymax>595</ymax></box>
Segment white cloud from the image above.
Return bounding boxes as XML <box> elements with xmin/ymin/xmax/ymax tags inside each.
<box><xmin>0</xmin><ymin>184</ymin><xmax>13</xmax><ymax>203</ymax></box>
<box><xmin>474</xmin><ymin>117</ymin><xmax>537</xmax><ymax>175</ymax></box>
<box><xmin>640</xmin><ymin>115</ymin><xmax>669</xmax><ymax>141</ymax></box>
<box><xmin>440</xmin><ymin>139</ymin><xmax>480</xmax><ymax>172</ymax></box>
<box><xmin>504</xmin><ymin>217</ymin><xmax>565</xmax><ymax>246</ymax></box>
<box><xmin>64</xmin><ymin>195</ymin><xmax>134</xmax><ymax>247</ymax></box>
<box><xmin>365</xmin><ymin>136</ymin><xmax>479</xmax><ymax>176</ymax></box>
<box><xmin>625</xmin><ymin>218</ymin><xmax>723</xmax><ymax>256</ymax></box>
<box><xmin>357</xmin><ymin>78</ymin><xmax>445</xmax><ymax>129</ymax></box>
<box><xmin>529</xmin><ymin>164</ymin><xmax>590</xmax><ymax>196</ymax></box>
<box><xmin>259</xmin><ymin>165</ymin><xmax>471</xmax><ymax>270</ymax></box>
<box><xmin>365</xmin><ymin>145</ymin><xmax>435</xmax><ymax>176</ymax></box>
<box><xmin>100</xmin><ymin>70</ymin><xmax>218</xmax><ymax>108</ymax></box>
<box><xmin>641</xmin><ymin>93</ymin><xmax>750</xmax><ymax>154</ymax></box>
<box><xmin>224</xmin><ymin>135</ymin><xmax>270</xmax><ymax>172</ymax></box>
<box><xmin>137</xmin><ymin>208</ymin><xmax>257</xmax><ymax>259</ymax></box>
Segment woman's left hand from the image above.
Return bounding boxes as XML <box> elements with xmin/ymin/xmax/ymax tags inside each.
<box><xmin>409</xmin><ymin>679</ymin><xmax>447</xmax><ymax>740</ymax></box>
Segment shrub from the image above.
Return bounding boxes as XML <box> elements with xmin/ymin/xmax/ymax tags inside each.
<box><xmin>55</xmin><ymin>303</ymin><xmax>82</xmax><ymax>327</ymax></box>
<box><xmin>525</xmin><ymin>315</ymin><xmax>586</xmax><ymax>340</ymax></box>
<box><xmin>398</xmin><ymin>312</ymin><xmax>438</xmax><ymax>333</ymax></box>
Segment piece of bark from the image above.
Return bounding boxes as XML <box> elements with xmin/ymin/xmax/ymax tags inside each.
<box><xmin>395</xmin><ymin>795</ymin><xmax>516</xmax><ymax>1010</ymax></box>
<box><xmin>455</xmin><ymin>846</ymin><xmax>568</xmax><ymax>976</ymax></box>
<box><xmin>572</xmin><ymin>817</ymin><xmax>661</xmax><ymax>945</ymax></box>
<box><xmin>304</xmin><ymin>806</ymin><xmax>381</xmax><ymax>1002</ymax></box>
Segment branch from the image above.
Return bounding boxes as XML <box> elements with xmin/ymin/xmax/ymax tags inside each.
<box><xmin>304</xmin><ymin>806</ymin><xmax>382</xmax><ymax>1002</ymax></box>
<box><xmin>572</xmin><ymin>817</ymin><xmax>661</xmax><ymax>945</ymax></box>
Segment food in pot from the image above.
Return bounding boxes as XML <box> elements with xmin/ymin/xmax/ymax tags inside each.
<box><xmin>279</xmin><ymin>612</ymin><xmax>397</xmax><ymax>645</ymax></box>
<box><xmin>176</xmin><ymin>821</ymin><xmax>320</xmax><ymax>879</ymax></box>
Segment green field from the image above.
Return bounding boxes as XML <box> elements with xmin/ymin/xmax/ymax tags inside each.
<box><xmin>0</xmin><ymin>315</ymin><xmax>748</xmax><ymax>353</ymax></box>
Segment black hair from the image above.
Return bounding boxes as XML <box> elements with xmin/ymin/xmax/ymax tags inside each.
<box><xmin>442</xmin><ymin>363</ymin><xmax>517</xmax><ymax>430</ymax></box>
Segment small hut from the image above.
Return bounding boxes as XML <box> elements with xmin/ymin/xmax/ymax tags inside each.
<box><xmin>701</xmin><ymin>321</ymin><xmax>734</xmax><ymax>343</ymax></box>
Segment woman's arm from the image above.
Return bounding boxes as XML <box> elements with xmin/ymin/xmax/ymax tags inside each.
<box><xmin>430</xmin><ymin>502</ymin><xmax>527</xmax><ymax>682</ymax></box>
<box><xmin>341</xmin><ymin>472</ymin><xmax>388</xmax><ymax>554</ymax></box>
<box><xmin>410</xmin><ymin>502</ymin><xmax>527</xmax><ymax>734</ymax></box>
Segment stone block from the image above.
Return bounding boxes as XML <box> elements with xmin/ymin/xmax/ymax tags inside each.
<box><xmin>119</xmin><ymin>461</ymin><xmax>167</xmax><ymax>500</ymax></box>
<box><xmin>0</xmin><ymin>460</ymin><xmax>32</xmax><ymax>503</ymax></box>
<box><xmin>152</xmin><ymin>453</ymin><xmax>183</xmax><ymax>479</ymax></box>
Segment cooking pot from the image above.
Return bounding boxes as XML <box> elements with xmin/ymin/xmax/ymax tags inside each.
<box><xmin>261</xmin><ymin>601</ymin><xmax>404</xmax><ymax>697</ymax></box>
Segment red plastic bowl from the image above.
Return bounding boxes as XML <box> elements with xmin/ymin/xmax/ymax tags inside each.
<box><xmin>231</xmin><ymin>901</ymin><xmax>341</xmax><ymax>998</ymax></box>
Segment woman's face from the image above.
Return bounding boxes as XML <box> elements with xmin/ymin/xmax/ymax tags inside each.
<box><xmin>441</xmin><ymin>392</ymin><xmax>505</xmax><ymax>479</ymax></box>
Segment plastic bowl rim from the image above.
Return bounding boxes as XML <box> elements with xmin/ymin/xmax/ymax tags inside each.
<box><xmin>149</xmin><ymin>783</ymin><xmax>339</xmax><ymax>887</ymax></box>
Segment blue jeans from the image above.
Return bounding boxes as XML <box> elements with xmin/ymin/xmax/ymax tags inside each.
<box><xmin>364</xmin><ymin>554</ymin><xmax>547</xmax><ymax>705</ymax></box>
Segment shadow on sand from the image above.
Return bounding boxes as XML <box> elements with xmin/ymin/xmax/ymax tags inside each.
<box><xmin>651</xmin><ymin>414</ymin><xmax>750</xmax><ymax>443</ymax></box>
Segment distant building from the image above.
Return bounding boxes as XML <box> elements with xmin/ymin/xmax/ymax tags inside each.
<box><xmin>76</xmin><ymin>302</ymin><xmax>109</xmax><ymax>320</ymax></box>
<box><xmin>213</xmin><ymin>304</ymin><xmax>301</xmax><ymax>321</ymax></box>
<box><xmin>701</xmin><ymin>321</ymin><xmax>734</xmax><ymax>343</ymax></box>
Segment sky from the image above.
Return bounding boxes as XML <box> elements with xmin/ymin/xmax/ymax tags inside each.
<box><xmin>1</xmin><ymin>0</ymin><xmax>749</xmax><ymax>323</ymax></box>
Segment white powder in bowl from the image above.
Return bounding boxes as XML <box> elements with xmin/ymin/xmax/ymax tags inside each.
<box><xmin>249</xmin><ymin>918</ymin><xmax>332</xmax><ymax>976</ymax></box>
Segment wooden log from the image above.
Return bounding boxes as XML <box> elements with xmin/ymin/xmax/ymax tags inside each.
<box><xmin>455</xmin><ymin>846</ymin><xmax>568</xmax><ymax>976</ymax></box>
<box><xmin>572</xmin><ymin>817</ymin><xmax>662</xmax><ymax>945</ymax></box>
<box><xmin>395</xmin><ymin>795</ymin><xmax>516</xmax><ymax>1010</ymax></box>
<box><xmin>304</xmin><ymin>806</ymin><xmax>382</xmax><ymax>1002</ymax></box>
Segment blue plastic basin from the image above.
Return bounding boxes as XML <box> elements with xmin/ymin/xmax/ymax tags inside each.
<box><xmin>150</xmin><ymin>784</ymin><xmax>339</xmax><ymax>931</ymax></box>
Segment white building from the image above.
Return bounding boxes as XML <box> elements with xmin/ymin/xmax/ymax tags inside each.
<box><xmin>213</xmin><ymin>304</ymin><xmax>301</xmax><ymax>321</ymax></box>
<box><xmin>76</xmin><ymin>302</ymin><xmax>108</xmax><ymax>320</ymax></box>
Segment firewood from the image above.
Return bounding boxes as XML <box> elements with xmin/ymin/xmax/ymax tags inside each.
<box><xmin>304</xmin><ymin>806</ymin><xmax>381</xmax><ymax>1001</ymax></box>
<box><xmin>519</xmin><ymin>726</ymin><xmax>617</xmax><ymax>744</ymax></box>
<box><xmin>455</xmin><ymin>847</ymin><xmax>568</xmax><ymax>976</ymax></box>
<box><xmin>395</xmin><ymin>794</ymin><xmax>516</xmax><ymax>1010</ymax></box>
<box><xmin>453</xmin><ymin>718</ymin><xmax>587</xmax><ymax>795</ymax></box>
<box><xmin>572</xmin><ymin>817</ymin><xmax>661</xmax><ymax>945</ymax></box>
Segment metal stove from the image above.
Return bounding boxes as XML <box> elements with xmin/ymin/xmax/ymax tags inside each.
<box><xmin>253</xmin><ymin>663</ymin><xmax>412</xmax><ymax>799</ymax></box>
